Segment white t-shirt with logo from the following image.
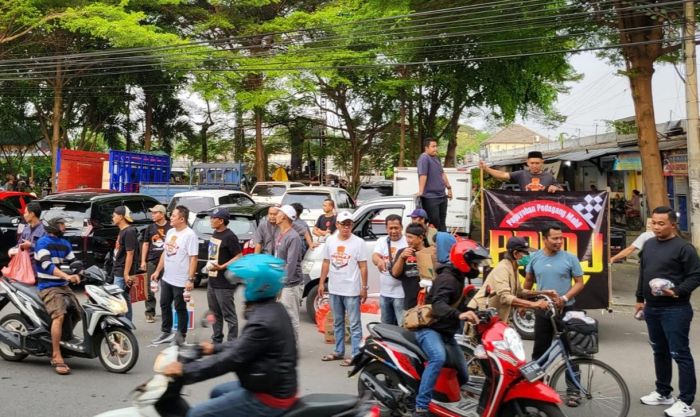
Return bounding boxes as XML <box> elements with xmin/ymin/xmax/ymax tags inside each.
<box><xmin>162</xmin><ymin>227</ymin><xmax>200</xmax><ymax>287</ymax></box>
<box><xmin>373</xmin><ymin>236</ymin><xmax>408</xmax><ymax>298</ymax></box>
<box><xmin>324</xmin><ymin>234</ymin><xmax>368</xmax><ymax>296</ymax></box>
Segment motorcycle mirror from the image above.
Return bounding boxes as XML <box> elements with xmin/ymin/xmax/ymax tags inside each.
<box><xmin>200</xmin><ymin>311</ymin><xmax>216</xmax><ymax>329</ymax></box>
<box><xmin>69</xmin><ymin>260</ymin><xmax>84</xmax><ymax>273</ymax></box>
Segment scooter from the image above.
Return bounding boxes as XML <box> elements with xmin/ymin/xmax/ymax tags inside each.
<box><xmin>350</xmin><ymin>308</ymin><xmax>564</xmax><ymax>417</ymax></box>
<box><xmin>94</xmin><ymin>336</ymin><xmax>382</xmax><ymax>417</ymax></box>
<box><xmin>0</xmin><ymin>262</ymin><xmax>139</xmax><ymax>373</ymax></box>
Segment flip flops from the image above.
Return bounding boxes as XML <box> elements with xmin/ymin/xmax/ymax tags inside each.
<box><xmin>50</xmin><ymin>360</ymin><xmax>71</xmax><ymax>375</ymax></box>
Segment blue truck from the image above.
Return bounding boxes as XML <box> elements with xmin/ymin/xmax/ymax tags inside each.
<box><xmin>140</xmin><ymin>162</ymin><xmax>249</xmax><ymax>204</ymax></box>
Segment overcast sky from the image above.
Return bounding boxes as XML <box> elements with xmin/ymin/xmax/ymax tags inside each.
<box><xmin>468</xmin><ymin>51</ymin><xmax>693</xmax><ymax>139</ymax></box>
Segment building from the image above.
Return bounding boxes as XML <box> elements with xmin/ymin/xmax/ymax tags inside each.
<box><xmin>480</xmin><ymin>124</ymin><xmax>550</xmax><ymax>158</ymax></box>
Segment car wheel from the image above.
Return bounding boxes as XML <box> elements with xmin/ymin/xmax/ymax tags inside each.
<box><xmin>305</xmin><ymin>284</ymin><xmax>329</xmax><ymax>322</ymax></box>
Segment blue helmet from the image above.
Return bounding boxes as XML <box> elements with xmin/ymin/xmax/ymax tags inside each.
<box><xmin>227</xmin><ymin>254</ymin><xmax>285</xmax><ymax>302</ymax></box>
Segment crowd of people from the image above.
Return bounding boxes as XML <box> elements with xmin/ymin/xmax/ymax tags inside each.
<box><xmin>3</xmin><ymin>145</ymin><xmax>700</xmax><ymax>417</ymax></box>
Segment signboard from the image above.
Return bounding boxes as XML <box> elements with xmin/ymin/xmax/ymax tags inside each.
<box><xmin>613</xmin><ymin>152</ymin><xmax>642</xmax><ymax>171</ymax></box>
<box><xmin>483</xmin><ymin>190</ymin><xmax>610</xmax><ymax>309</ymax></box>
<box><xmin>663</xmin><ymin>150</ymin><xmax>688</xmax><ymax>176</ymax></box>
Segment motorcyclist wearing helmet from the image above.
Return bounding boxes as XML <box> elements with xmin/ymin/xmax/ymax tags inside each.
<box><xmin>163</xmin><ymin>254</ymin><xmax>298</xmax><ymax>417</ymax></box>
<box><xmin>468</xmin><ymin>237</ymin><xmax>549</xmax><ymax>322</ymax></box>
<box><xmin>34</xmin><ymin>218</ymin><xmax>81</xmax><ymax>375</ymax></box>
<box><xmin>411</xmin><ymin>239</ymin><xmax>483</xmax><ymax>417</ymax></box>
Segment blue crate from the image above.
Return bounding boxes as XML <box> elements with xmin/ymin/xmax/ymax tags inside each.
<box><xmin>109</xmin><ymin>150</ymin><xmax>171</xmax><ymax>192</ymax></box>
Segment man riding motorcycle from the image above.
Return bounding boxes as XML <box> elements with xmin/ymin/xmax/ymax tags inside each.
<box><xmin>163</xmin><ymin>254</ymin><xmax>298</xmax><ymax>417</ymax></box>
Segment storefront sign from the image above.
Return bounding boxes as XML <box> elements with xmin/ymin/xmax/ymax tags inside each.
<box><xmin>663</xmin><ymin>150</ymin><xmax>688</xmax><ymax>176</ymax></box>
<box><xmin>483</xmin><ymin>190</ymin><xmax>610</xmax><ymax>309</ymax></box>
<box><xmin>613</xmin><ymin>152</ymin><xmax>642</xmax><ymax>171</ymax></box>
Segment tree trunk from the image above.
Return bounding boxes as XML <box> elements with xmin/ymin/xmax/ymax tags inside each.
<box><xmin>351</xmin><ymin>136</ymin><xmax>361</xmax><ymax>193</ymax></box>
<box><xmin>444</xmin><ymin>115</ymin><xmax>460</xmax><ymax>168</ymax></box>
<box><xmin>234</xmin><ymin>108</ymin><xmax>245</xmax><ymax>162</ymax></box>
<box><xmin>399</xmin><ymin>99</ymin><xmax>406</xmax><ymax>168</ymax></box>
<box><xmin>254</xmin><ymin>108</ymin><xmax>266</xmax><ymax>181</ymax></box>
<box><xmin>144</xmin><ymin>91</ymin><xmax>153</xmax><ymax>151</ymax></box>
<box><xmin>201</xmin><ymin>124</ymin><xmax>209</xmax><ymax>163</ymax></box>
<box><xmin>289</xmin><ymin>124</ymin><xmax>304</xmax><ymax>179</ymax></box>
<box><xmin>628</xmin><ymin>60</ymin><xmax>668</xmax><ymax>209</ymax></box>
<box><xmin>50</xmin><ymin>63</ymin><xmax>63</xmax><ymax>192</ymax></box>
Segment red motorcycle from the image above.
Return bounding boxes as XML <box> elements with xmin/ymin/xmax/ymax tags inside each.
<box><xmin>349</xmin><ymin>307</ymin><xmax>564</xmax><ymax>417</ymax></box>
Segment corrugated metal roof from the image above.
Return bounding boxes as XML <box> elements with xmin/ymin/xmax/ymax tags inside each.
<box><xmin>552</xmin><ymin>147</ymin><xmax>621</xmax><ymax>161</ymax></box>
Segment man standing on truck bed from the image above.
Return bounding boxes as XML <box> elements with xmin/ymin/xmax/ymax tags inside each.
<box><xmin>480</xmin><ymin>151</ymin><xmax>563</xmax><ymax>193</ymax></box>
<box><xmin>416</xmin><ymin>138</ymin><xmax>452</xmax><ymax>232</ymax></box>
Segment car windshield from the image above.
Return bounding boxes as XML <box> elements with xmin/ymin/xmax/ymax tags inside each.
<box><xmin>356</xmin><ymin>186</ymin><xmax>392</xmax><ymax>202</ymax></box>
<box><xmin>281</xmin><ymin>193</ymin><xmax>329</xmax><ymax>209</ymax></box>
<box><xmin>168</xmin><ymin>196</ymin><xmax>215</xmax><ymax>214</ymax></box>
<box><xmin>192</xmin><ymin>215</ymin><xmax>256</xmax><ymax>239</ymax></box>
<box><xmin>39</xmin><ymin>202</ymin><xmax>90</xmax><ymax>229</ymax></box>
<box><xmin>252</xmin><ymin>185</ymin><xmax>286</xmax><ymax>197</ymax></box>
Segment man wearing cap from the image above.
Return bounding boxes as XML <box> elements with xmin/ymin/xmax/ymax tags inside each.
<box><xmin>206</xmin><ymin>208</ymin><xmax>242</xmax><ymax>343</ymax></box>
<box><xmin>468</xmin><ymin>237</ymin><xmax>549</xmax><ymax>322</ymax></box>
<box><xmin>480</xmin><ymin>151</ymin><xmax>563</xmax><ymax>193</ymax></box>
<box><xmin>408</xmin><ymin>208</ymin><xmax>436</xmax><ymax>247</ymax></box>
<box><xmin>10</xmin><ymin>201</ymin><xmax>46</xmax><ymax>273</ymax></box>
<box><xmin>140</xmin><ymin>204</ymin><xmax>172</xmax><ymax>323</ymax></box>
<box><xmin>319</xmin><ymin>211</ymin><xmax>368</xmax><ymax>366</ymax></box>
<box><xmin>275</xmin><ymin>205</ymin><xmax>305</xmax><ymax>340</ymax></box>
<box><xmin>253</xmin><ymin>206</ymin><xmax>279</xmax><ymax>255</ymax></box>
<box><xmin>112</xmin><ymin>205</ymin><xmax>139</xmax><ymax>321</ymax></box>
<box><xmin>416</xmin><ymin>138</ymin><xmax>452</xmax><ymax>232</ymax></box>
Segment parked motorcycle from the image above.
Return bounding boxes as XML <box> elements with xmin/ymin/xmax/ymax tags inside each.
<box><xmin>0</xmin><ymin>262</ymin><xmax>139</xmax><ymax>373</ymax></box>
<box><xmin>94</xmin><ymin>337</ymin><xmax>381</xmax><ymax>417</ymax></box>
<box><xmin>611</xmin><ymin>198</ymin><xmax>643</xmax><ymax>230</ymax></box>
<box><xmin>350</xmin><ymin>309</ymin><xmax>564</xmax><ymax>417</ymax></box>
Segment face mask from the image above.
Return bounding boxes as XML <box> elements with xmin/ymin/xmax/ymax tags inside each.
<box><xmin>517</xmin><ymin>254</ymin><xmax>531</xmax><ymax>267</ymax></box>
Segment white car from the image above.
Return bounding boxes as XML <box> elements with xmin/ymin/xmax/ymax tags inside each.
<box><xmin>249</xmin><ymin>181</ymin><xmax>306</xmax><ymax>205</ymax></box>
<box><xmin>167</xmin><ymin>189</ymin><xmax>255</xmax><ymax>225</ymax></box>
<box><xmin>300</xmin><ymin>195</ymin><xmax>417</xmax><ymax>321</ymax></box>
<box><xmin>280</xmin><ymin>186</ymin><xmax>356</xmax><ymax>227</ymax></box>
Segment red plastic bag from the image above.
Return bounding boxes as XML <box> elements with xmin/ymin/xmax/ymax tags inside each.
<box><xmin>1</xmin><ymin>249</ymin><xmax>36</xmax><ymax>285</ymax></box>
<box><xmin>315</xmin><ymin>303</ymin><xmax>331</xmax><ymax>334</ymax></box>
<box><xmin>129</xmin><ymin>274</ymin><xmax>148</xmax><ymax>303</ymax></box>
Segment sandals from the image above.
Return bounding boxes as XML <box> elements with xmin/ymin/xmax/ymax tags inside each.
<box><xmin>339</xmin><ymin>358</ymin><xmax>353</xmax><ymax>367</ymax></box>
<box><xmin>321</xmin><ymin>353</ymin><xmax>352</xmax><ymax>366</ymax></box>
<box><xmin>566</xmin><ymin>393</ymin><xmax>581</xmax><ymax>407</ymax></box>
<box><xmin>50</xmin><ymin>360</ymin><xmax>71</xmax><ymax>375</ymax></box>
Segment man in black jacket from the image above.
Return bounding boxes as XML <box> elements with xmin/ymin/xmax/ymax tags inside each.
<box><xmin>163</xmin><ymin>255</ymin><xmax>297</xmax><ymax>417</ymax></box>
<box><xmin>636</xmin><ymin>206</ymin><xmax>700</xmax><ymax>417</ymax></box>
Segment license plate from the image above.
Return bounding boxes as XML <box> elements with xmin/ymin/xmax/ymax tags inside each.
<box><xmin>521</xmin><ymin>362</ymin><xmax>545</xmax><ymax>382</ymax></box>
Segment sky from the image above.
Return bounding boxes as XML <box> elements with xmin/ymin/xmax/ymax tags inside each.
<box><xmin>468</xmin><ymin>51</ymin><xmax>693</xmax><ymax>139</ymax></box>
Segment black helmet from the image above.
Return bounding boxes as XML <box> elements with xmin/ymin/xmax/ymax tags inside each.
<box><xmin>44</xmin><ymin>217</ymin><xmax>66</xmax><ymax>236</ymax></box>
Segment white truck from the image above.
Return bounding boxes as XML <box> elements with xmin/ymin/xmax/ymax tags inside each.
<box><xmin>393</xmin><ymin>166</ymin><xmax>473</xmax><ymax>233</ymax></box>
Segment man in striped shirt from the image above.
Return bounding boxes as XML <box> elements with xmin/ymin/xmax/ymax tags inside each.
<box><xmin>35</xmin><ymin>217</ymin><xmax>81</xmax><ymax>375</ymax></box>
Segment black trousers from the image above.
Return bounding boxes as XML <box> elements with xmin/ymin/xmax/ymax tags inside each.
<box><xmin>160</xmin><ymin>280</ymin><xmax>188</xmax><ymax>335</ymax></box>
<box><xmin>207</xmin><ymin>286</ymin><xmax>238</xmax><ymax>343</ymax></box>
<box><xmin>533</xmin><ymin>307</ymin><xmax>580</xmax><ymax>394</ymax></box>
<box><xmin>420</xmin><ymin>196</ymin><xmax>448</xmax><ymax>232</ymax></box>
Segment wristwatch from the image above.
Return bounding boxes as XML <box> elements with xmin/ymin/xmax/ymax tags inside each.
<box><xmin>362</xmin><ymin>285</ymin><xmax>369</xmax><ymax>290</ymax></box>
<box><xmin>187</xmin><ymin>277</ymin><xmax>195</xmax><ymax>283</ymax></box>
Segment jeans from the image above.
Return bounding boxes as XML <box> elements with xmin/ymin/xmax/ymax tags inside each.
<box><xmin>329</xmin><ymin>294</ymin><xmax>363</xmax><ymax>357</ymax></box>
<box><xmin>206</xmin><ymin>286</ymin><xmax>238</xmax><ymax>343</ymax></box>
<box><xmin>279</xmin><ymin>285</ymin><xmax>303</xmax><ymax>341</ymax></box>
<box><xmin>380</xmin><ymin>296</ymin><xmax>404</xmax><ymax>326</ymax></box>
<box><xmin>145</xmin><ymin>261</ymin><xmax>161</xmax><ymax>316</ymax></box>
<box><xmin>420</xmin><ymin>196</ymin><xmax>447</xmax><ymax>232</ymax></box>
<box><xmin>414</xmin><ymin>328</ymin><xmax>469</xmax><ymax>410</ymax></box>
<box><xmin>161</xmin><ymin>280</ymin><xmax>188</xmax><ymax>335</ymax></box>
<box><xmin>645</xmin><ymin>304</ymin><xmax>696</xmax><ymax>405</ymax></box>
<box><xmin>186</xmin><ymin>381</ymin><xmax>288</xmax><ymax>417</ymax></box>
<box><xmin>113</xmin><ymin>276</ymin><xmax>133</xmax><ymax>321</ymax></box>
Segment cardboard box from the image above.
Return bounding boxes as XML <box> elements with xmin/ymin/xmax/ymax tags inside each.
<box><xmin>323</xmin><ymin>309</ymin><xmax>351</xmax><ymax>345</ymax></box>
<box><xmin>416</xmin><ymin>246</ymin><xmax>437</xmax><ymax>280</ymax></box>
<box><xmin>172</xmin><ymin>301</ymin><xmax>195</xmax><ymax>330</ymax></box>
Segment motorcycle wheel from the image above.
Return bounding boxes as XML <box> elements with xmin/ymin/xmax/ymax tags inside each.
<box><xmin>0</xmin><ymin>314</ymin><xmax>30</xmax><ymax>361</ymax></box>
<box><xmin>97</xmin><ymin>327</ymin><xmax>139</xmax><ymax>373</ymax></box>
<box><xmin>510</xmin><ymin>307</ymin><xmax>536</xmax><ymax>340</ymax></box>
<box><xmin>499</xmin><ymin>399</ymin><xmax>565</xmax><ymax>417</ymax></box>
<box><xmin>358</xmin><ymin>362</ymin><xmax>413</xmax><ymax>417</ymax></box>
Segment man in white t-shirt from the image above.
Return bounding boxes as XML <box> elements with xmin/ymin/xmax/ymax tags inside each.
<box><xmin>372</xmin><ymin>214</ymin><xmax>407</xmax><ymax>326</ymax></box>
<box><xmin>150</xmin><ymin>205</ymin><xmax>200</xmax><ymax>344</ymax></box>
<box><xmin>319</xmin><ymin>211</ymin><xmax>368</xmax><ymax>366</ymax></box>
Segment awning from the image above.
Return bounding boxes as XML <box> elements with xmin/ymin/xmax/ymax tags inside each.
<box><xmin>550</xmin><ymin>147</ymin><xmax>621</xmax><ymax>162</ymax></box>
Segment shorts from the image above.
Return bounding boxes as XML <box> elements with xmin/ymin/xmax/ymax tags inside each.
<box><xmin>39</xmin><ymin>286</ymin><xmax>81</xmax><ymax>323</ymax></box>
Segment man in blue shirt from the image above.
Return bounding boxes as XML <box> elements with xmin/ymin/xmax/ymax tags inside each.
<box><xmin>416</xmin><ymin>138</ymin><xmax>452</xmax><ymax>232</ymax></box>
<box><xmin>524</xmin><ymin>223</ymin><xmax>584</xmax><ymax>406</ymax></box>
<box><xmin>35</xmin><ymin>218</ymin><xmax>81</xmax><ymax>375</ymax></box>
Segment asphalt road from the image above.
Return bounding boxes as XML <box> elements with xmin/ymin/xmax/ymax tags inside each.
<box><xmin>0</xmin><ymin>285</ymin><xmax>699</xmax><ymax>417</ymax></box>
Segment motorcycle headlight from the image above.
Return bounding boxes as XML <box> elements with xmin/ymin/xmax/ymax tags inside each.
<box><xmin>108</xmin><ymin>297</ymin><xmax>128</xmax><ymax>315</ymax></box>
<box><xmin>493</xmin><ymin>327</ymin><xmax>526</xmax><ymax>362</ymax></box>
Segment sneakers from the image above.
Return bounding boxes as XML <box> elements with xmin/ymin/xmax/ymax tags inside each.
<box><xmin>665</xmin><ymin>400</ymin><xmax>697</xmax><ymax>417</ymax></box>
<box><xmin>641</xmin><ymin>391</ymin><xmax>675</xmax><ymax>406</ymax></box>
<box><xmin>151</xmin><ymin>332</ymin><xmax>174</xmax><ymax>344</ymax></box>
<box><xmin>145</xmin><ymin>313</ymin><xmax>155</xmax><ymax>323</ymax></box>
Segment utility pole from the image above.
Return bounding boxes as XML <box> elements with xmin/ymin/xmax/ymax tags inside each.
<box><xmin>684</xmin><ymin>0</ymin><xmax>700</xmax><ymax>247</ymax></box>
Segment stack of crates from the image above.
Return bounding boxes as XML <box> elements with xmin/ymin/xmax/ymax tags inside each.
<box><xmin>108</xmin><ymin>150</ymin><xmax>171</xmax><ymax>193</ymax></box>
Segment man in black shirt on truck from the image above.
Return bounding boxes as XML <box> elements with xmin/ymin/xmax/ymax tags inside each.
<box><xmin>636</xmin><ymin>206</ymin><xmax>700</xmax><ymax>417</ymax></box>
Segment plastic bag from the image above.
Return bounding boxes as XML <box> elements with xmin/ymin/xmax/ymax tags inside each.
<box><xmin>315</xmin><ymin>303</ymin><xmax>331</xmax><ymax>334</ymax></box>
<box><xmin>1</xmin><ymin>249</ymin><xmax>36</xmax><ymax>285</ymax></box>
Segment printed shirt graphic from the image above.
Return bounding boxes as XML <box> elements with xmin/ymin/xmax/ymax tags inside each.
<box><xmin>144</xmin><ymin>223</ymin><xmax>172</xmax><ymax>262</ymax></box>
<box><xmin>208</xmin><ymin>237</ymin><xmax>222</xmax><ymax>278</ymax></box>
<box><xmin>162</xmin><ymin>227</ymin><xmax>199</xmax><ymax>287</ymax></box>
<box><xmin>323</xmin><ymin>234</ymin><xmax>367</xmax><ymax>296</ymax></box>
<box><xmin>373</xmin><ymin>236</ymin><xmax>407</xmax><ymax>298</ymax></box>
<box><xmin>510</xmin><ymin>170</ymin><xmax>557</xmax><ymax>192</ymax></box>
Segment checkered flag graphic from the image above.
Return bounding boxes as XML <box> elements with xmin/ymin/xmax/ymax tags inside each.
<box><xmin>573</xmin><ymin>194</ymin><xmax>604</xmax><ymax>228</ymax></box>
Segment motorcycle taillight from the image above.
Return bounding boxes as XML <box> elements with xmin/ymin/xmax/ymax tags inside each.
<box><xmin>365</xmin><ymin>405</ymin><xmax>381</xmax><ymax>417</ymax></box>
